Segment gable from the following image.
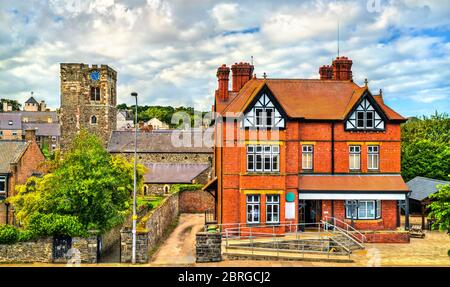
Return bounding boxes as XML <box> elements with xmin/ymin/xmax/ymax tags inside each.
<box><xmin>241</xmin><ymin>85</ymin><xmax>286</xmax><ymax>129</ymax></box>
<box><xmin>345</xmin><ymin>92</ymin><xmax>387</xmax><ymax>131</ymax></box>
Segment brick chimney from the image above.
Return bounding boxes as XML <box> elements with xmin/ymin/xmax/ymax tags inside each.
<box><xmin>216</xmin><ymin>64</ymin><xmax>230</xmax><ymax>101</ymax></box>
<box><xmin>319</xmin><ymin>65</ymin><xmax>333</xmax><ymax>80</ymax></box>
<box><xmin>332</xmin><ymin>56</ymin><xmax>353</xmax><ymax>81</ymax></box>
<box><xmin>231</xmin><ymin>62</ymin><xmax>254</xmax><ymax>92</ymax></box>
<box><xmin>25</xmin><ymin>128</ymin><xmax>36</xmax><ymax>143</ymax></box>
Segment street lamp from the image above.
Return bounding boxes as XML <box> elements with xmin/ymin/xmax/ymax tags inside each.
<box><xmin>131</xmin><ymin>92</ymin><xmax>138</xmax><ymax>264</ymax></box>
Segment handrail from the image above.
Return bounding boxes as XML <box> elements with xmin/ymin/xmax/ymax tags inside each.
<box><xmin>324</xmin><ymin>216</ymin><xmax>367</xmax><ymax>243</ymax></box>
<box><xmin>323</xmin><ymin>221</ymin><xmax>364</xmax><ymax>249</ymax></box>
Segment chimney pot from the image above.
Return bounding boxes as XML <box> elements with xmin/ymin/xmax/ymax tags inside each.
<box><xmin>231</xmin><ymin>62</ymin><xmax>254</xmax><ymax>92</ymax></box>
<box><xmin>216</xmin><ymin>65</ymin><xmax>230</xmax><ymax>101</ymax></box>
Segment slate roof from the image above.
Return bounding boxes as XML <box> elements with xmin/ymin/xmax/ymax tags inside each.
<box><xmin>299</xmin><ymin>174</ymin><xmax>409</xmax><ymax>192</ymax></box>
<box><xmin>0</xmin><ymin>113</ymin><xmax>22</xmax><ymax>130</ymax></box>
<box><xmin>407</xmin><ymin>176</ymin><xmax>450</xmax><ymax>201</ymax></box>
<box><xmin>0</xmin><ymin>141</ymin><xmax>29</xmax><ymax>173</ymax></box>
<box><xmin>22</xmin><ymin>123</ymin><xmax>61</xmax><ymax>137</ymax></box>
<box><xmin>108</xmin><ymin>130</ymin><xmax>213</xmax><ymax>153</ymax></box>
<box><xmin>218</xmin><ymin>79</ymin><xmax>405</xmax><ymax>121</ymax></box>
<box><xmin>25</xmin><ymin>96</ymin><xmax>39</xmax><ymax>104</ymax></box>
<box><xmin>144</xmin><ymin>163</ymin><xmax>210</xmax><ymax>183</ymax></box>
<box><xmin>118</xmin><ymin>110</ymin><xmax>134</xmax><ymax>121</ymax></box>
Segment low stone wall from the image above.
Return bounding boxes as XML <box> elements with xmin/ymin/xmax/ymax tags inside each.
<box><xmin>0</xmin><ymin>235</ymin><xmax>98</xmax><ymax>264</ymax></box>
<box><xmin>179</xmin><ymin>189</ymin><xmax>214</xmax><ymax>213</ymax></box>
<box><xmin>120</xmin><ymin>193</ymin><xmax>179</xmax><ymax>263</ymax></box>
<box><xmin>0</xmin><ymin>238</ymin><xmax>53</xmax><ymax>263</ymax></box>
<box><xmin>363</xmin><ymin>231</ymin><xmax>410</xmax><ymax>243</ymax></box>
<box><xmin>196</xmin><ymin>232</ymin><xmax>222</xmax><ymax>263</ymax></box>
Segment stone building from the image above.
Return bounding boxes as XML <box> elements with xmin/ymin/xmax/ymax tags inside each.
<box><xmin>23</xmin><ymin>96</ymin><xmax>47</xmax><ymax>112</ymax></box>
<box><xmin>146</xmin><ymin>117</ymin><xmax>169</xmax><ymax>130</ymax></box>
<box><xmin>108</xmin><ymin>129</ymin><xmax>214</xmax><ymax>195</ymax></box>
<box><xmin>60</xmin><ymin>63</ymin><xmax>117</xmax><ymax>149</ymax></box>
<box><xmin>0</xmin><ymin>129</ymin><xmax>45</xmax><ymax>224</ymax></box>
<box><xmin>117</xmin><ymin>110</ymin><xmax>134</xmax><ymax>131</ymax></box>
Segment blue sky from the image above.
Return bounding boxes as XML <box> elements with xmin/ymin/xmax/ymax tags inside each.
<box><xmin>0</xmin><ymin>0</ymin><xmax>449</xmax><ymax>117</ymax></box>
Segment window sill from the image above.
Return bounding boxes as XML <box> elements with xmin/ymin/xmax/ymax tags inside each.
<box><xmin>349</xmin><ymin>169</ymin><xmax>361</xmax><ymax>173</ymax></box>
<box><xmin>301</xmin><ymin>169</ymin><xmax>314</xmax><ymax>173</ymax></box>
<box><xmin>367</xmin><ymin>169</ymin><xmax>380</xmax><ymax>173</ymax></box>
<box><xmin>345</xmin><ymin>218</ymin><xmax>382</xmax><ymax>222</ymax></box>
<box><xmin>243</xmin><ymin>172</ymin><xmax>281</xmax><ymax>176</ymax></box>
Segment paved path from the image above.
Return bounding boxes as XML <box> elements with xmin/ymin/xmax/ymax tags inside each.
<box><xmin>150</xmin><ymin>213</ymin><xmax>205</xmax><ymax>266</ymax></box>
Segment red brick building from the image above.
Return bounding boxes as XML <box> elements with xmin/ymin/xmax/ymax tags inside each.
<box><xmin>0</xmin><ymin>129</ymin><xmax>45</xmax><ymax>224</ymax></box>
<box><xmin>207</xmin><ymin>57</ymin><xmax>410</xmax><ymax>234</ymax></box>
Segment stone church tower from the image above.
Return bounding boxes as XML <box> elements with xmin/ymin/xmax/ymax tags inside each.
<box><xmin>60</xmin><ymin>63</ymin><xmax>117</xmax><ymax>149</ymax></box>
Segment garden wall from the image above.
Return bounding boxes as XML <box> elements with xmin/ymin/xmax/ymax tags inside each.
<box><xmin>120</xmin><ymin>192</ymin><xmax>179</xmax><ymax>263</ymax></box>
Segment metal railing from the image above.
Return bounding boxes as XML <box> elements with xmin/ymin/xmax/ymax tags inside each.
<box><xmin>323</xmin><ymin>216</ymin><xmax>367</xmax><ymax>244</ymax></box>
<box><xmin>218</xmin><ymin>221</ymin><xmax>363</xmax><ymax>260</ymax></box>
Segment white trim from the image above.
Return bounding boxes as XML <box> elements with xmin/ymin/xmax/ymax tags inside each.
<box><xmin>298</xmin><ymin>193</ymin><xmax>406</xmax><ymax>200</ymax></box>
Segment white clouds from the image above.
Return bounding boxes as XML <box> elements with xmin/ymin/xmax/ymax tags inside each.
<box><xmin>0</xmin><ymin>0</ymin><xmax>449</xmax><ymax>116</ymax></box>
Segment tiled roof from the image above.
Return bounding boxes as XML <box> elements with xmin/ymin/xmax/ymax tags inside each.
<box><xmin>22</xmin><ymin>123</ymin><xmax>61</xmax><ymax>137</ymax></box>
<box><xmin>107</xmin><ymin>129</ymin><xmax>214</xmax><ymax>153</ymax></box>
<box><xmin>0</xmin><ymin>141</ymin><xmax>29</xmax><ymax>173</ymax></box>
<box><xmin>144</xmin><ymin>163</ymin><xmax>210</xmax><ymax>183</ymax></box>
<box><xmin>0</xmin><ymin>113</ymin><xmax>22</xmax><ymax>129</ymax></box>
<box><xmin>299</xmin><ymin>174</ymin><xmax>409</xmax><ymax>192</ymax></box>
<box><xmin>407</xmin><ymin>176</ymin><xmax>449</xmax><ymax>201</ymax></box>
<box><xmin>219</xmin><ymin>79</ymin><xmax>405</xmax><ymax>121</ymax></box>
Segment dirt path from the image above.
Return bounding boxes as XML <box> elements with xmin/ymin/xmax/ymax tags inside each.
<box><xmin>150</xmin><ymin>213</ymin><xmax>204</xmax><ymax>266</ymax></box>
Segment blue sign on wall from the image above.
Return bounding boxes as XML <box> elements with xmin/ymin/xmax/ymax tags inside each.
<box><xmin>90</xmin><ymin>71</ymin><xmax>100</xmax><ymax>81</ymax></box>
<box><xmin>286</xmin><ymin>192</ymin><xmax>295</xmax><ymax>202</ymax></box>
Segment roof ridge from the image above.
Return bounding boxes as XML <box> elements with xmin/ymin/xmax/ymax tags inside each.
<box><xmin>414</xmin><ymin>176</ymin><xmax>450</xmax><ymax>183</ymax></box>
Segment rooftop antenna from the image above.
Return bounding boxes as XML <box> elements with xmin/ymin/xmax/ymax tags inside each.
<box><xmin>337</xmin><ymin>20</ymin><xmax>340</xmax><ymax>58</ymax></box>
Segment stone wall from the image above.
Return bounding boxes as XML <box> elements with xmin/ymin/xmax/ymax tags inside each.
<box><xmin>118</xmin><ymin>152</ymin><xmax>212</xmax><ymax>165</ymax></box>
<box><xmin>196</xmin><ymin>232</ymin><xmax>222</xmax><ymax>263</ymax></box>
<box><xmin>0</xmin><ymin>238</ymin><xmax>52</xmax><ymax>263</ymax></box>
<box><xmin>101</xmin><ymin>223</ymin><xmax>122</xmax><ymax>255</ymax></box>
<box><xmin>179</xmin><ymin>189</ymin><xmax>215</xmax><ymax>213</ymax></box>
<box><xmin>72</xmin><ymin>235</ymin><xmax>98</xmax><ymax>263</ymax></box>
<box><xmin>120</xmin><ymin>193</ymin><xmax>179</xmax><ymax>263</ymax></box>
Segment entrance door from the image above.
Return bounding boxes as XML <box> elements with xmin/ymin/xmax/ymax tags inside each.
<box><xmin>298</xmin><ymin>200</ymin><xmax>322</xmax><ymax>227</ymax></box>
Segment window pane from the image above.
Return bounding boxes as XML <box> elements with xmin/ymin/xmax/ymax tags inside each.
<box><xmin>357</xmin><ymin>112</ymin><xmax>365</xmax><ymax>127</ymax></box>
<box><xmin>367</xmin><ymin>201</ymin><xmax>375</xmax><ymax>218</ymax></box>
<box><xmin>247</xmin><ymin>154</ymin><xmax>254</xmax><ymax>171</ymax></box>
<box><xmin>256</xmin><ymin>154</ymin><xmax>262</xmax><ymax>170</ymax></box>
<box><xmin>264</xmin><ymin>155</ymin><xmax>271</xmax><ymax>171</ymax></box>
<box><xmin>376</xmin><ymin>201</ymin><xmax>381</xmax><ymax>218</ymax></box>
<box><xmin>272</xmin><ymin>145</ymin><xmax>279</xmax><ymax>153</ymax></box>
<box><xmin>266</xmin><ymin>108</ymin><xmax>273</xmax><ymax>126</ymax></box>
<box><xmin>358</xmin><ymin>201</ymin><xmax>367</xmax><ymax>218</ymax></box>
<box><xmin>366</xmin><ymin>112</ymin><xmax>374</xmax><ymax>128</ymax></box>
<box><xmin>272</xmin><ymin>154</ymin><xmax>279</xmax><ymax>171</ymax></box>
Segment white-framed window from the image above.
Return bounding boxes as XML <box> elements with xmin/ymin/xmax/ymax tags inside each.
<box><xmin>0</xmin><ymin>176</ymin><xmax>6</xmax><ymax>195</ymax></box>
<box><xmin>368</xmin><ymin>145</ymin><xmax>379</xmax><ymax>170</ymax></box>
<box><xmin>346</xmin><ymin>98</ymin><xmax>384</xmax><ymax>130</ymax></box>
<box><xmin>266</xmin><ymin>194</ymin><xmax>280</xmax><ymax>224</ymax></box>
<box><xmin>302</xmin><ymin>145</ymin><xmax>313</xmax><ymax>170</ymax></box>
<box><xmin>247</xmin><ymin>145</ymin><xmax>279</xmax><ymax>172</ymax></box>
<box><xmin>349</xmin><ymin>145</ymin><xmax>361</xmax><ymax>170</ymax></box>
<box><xmin>246</xmin><ymin>195</ymin><xmax>260</xmax><ymax>224</ymax></box>
<box><xmin>345</xmin><ymin>200</ymin><xmax>381</xmax><ymax>219</ymax></box>
<box><xmin>243</xmin><ymin>93</ymin><xmax>285</xmax><ymax>129</ymax></box>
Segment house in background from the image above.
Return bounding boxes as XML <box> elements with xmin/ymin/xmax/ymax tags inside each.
<box><xmin>0</xmin><ymin>113</ymin><xmax>22</xmax><ymax>140</ymax></box>
<box><xmin>0</xmin><ymin>129</ymin><xmax>45</xmax><ymax>224</ymax></box>
<box><xmin>147</xmin><ymin>117</ymin><xmax>169</xmax><ymax>130</ymax></box>
<box><xmin>117</xmin><ymin>110</ymin><xmax>134</xmax><ymax>131</ymax></box>
<box><xmin>143</xmin><ymin>163</ymin><xmax>210</xmax><ymax>195</ymax></box>
<box><xmin>407</xmin><ymin>176</ymin><xmax>450</xmax><ymax>229</ymax></box>
<box><xmin>207</xmin><ymin>57</ymin><xmax>410</xmax><ymax>242</ymax></box>
<box><xmin>23</xmin><ymin>96</ymin><xmax>47</xmax><ymax>112</ymax></box>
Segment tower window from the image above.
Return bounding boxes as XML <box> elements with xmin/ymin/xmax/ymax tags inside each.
<box><xmin>91</xmin><ymin>115</ymin><xmax>97</xmax><ymax>124</ymax></box>
<box><xmin>90</xmin><ymin>87</ymin><xmax>101</xmax><ymax>101</ymax></box>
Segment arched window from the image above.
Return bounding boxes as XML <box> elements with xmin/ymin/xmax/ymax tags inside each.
<box><xmin>143</xmin><ymin>185</ymin><xmax>149</xmax><ymax>196</ymax></box>
<box><xmin>164</xmin><ymin>185</ymin><xmax>170</xmax><ymax>194</ymax></box>
<box><xmin>91</xmin><ymin>115</ymin><xmax>97</xmax><ymax>124</ymax></box>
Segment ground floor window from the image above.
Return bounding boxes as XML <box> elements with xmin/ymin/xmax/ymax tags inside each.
<box><xmin>0</xmin><ymin>176</ymin><xmax>6</xmax><ymax>196</ymax></box>
<box><xmin>246</xmin><ymin>195</ymin><xmax>260</xmax><ymax>224</ymax></box>
<box><xmin>345</xmin><ymin>200</ymin><xmax>381</xmax><ymax>219</ymax></box>
<box><xmin>266</xmin><ymin>195</ymin><xmax>280</xmax><ymax>223</ymax></box>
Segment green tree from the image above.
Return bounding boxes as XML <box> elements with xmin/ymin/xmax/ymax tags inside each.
<box><xmin>9</xmin><ymin>130</ymin><xmax>146</xmax><ymax>234</ymax></box>
<box><xmin>401</xmin><ymin>112</ymin><xmax>450</xmax><ymax>182</ymax></box>
<box><xmin>428</xmin><ymin>184</ymin><xmax>450</xmax><ymax>233</ymax></box>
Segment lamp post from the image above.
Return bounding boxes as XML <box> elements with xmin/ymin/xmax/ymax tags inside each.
<box><xmin>131</xmin><ymin>92</ymin><xmax>138</xmax><ymax>264</ymax></box>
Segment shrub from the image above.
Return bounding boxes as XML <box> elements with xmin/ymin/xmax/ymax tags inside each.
<box><xmin>0</xmin><ymin>224</ymin><xmax>20</xmax><ymax>244</ymax></box>
<box><xmin>27</xmin><ymin>213</ymin><xmax>86</xmax><ymax>238</ymax></box>
<box><xmin>171</xmin><ymin>184</ymin><xmax>203</xmax><ymax>193</ymax></box>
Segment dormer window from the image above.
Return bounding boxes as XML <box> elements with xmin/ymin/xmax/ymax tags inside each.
<box><xmin>243</xmin><ymin>92</ymin><xmax>285</xmax><ymax>129</ymax></box>
<box><xmin>346</xmin><ymin>98</ymin><xmax>384</xmax><ymax>130</ymax></box>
